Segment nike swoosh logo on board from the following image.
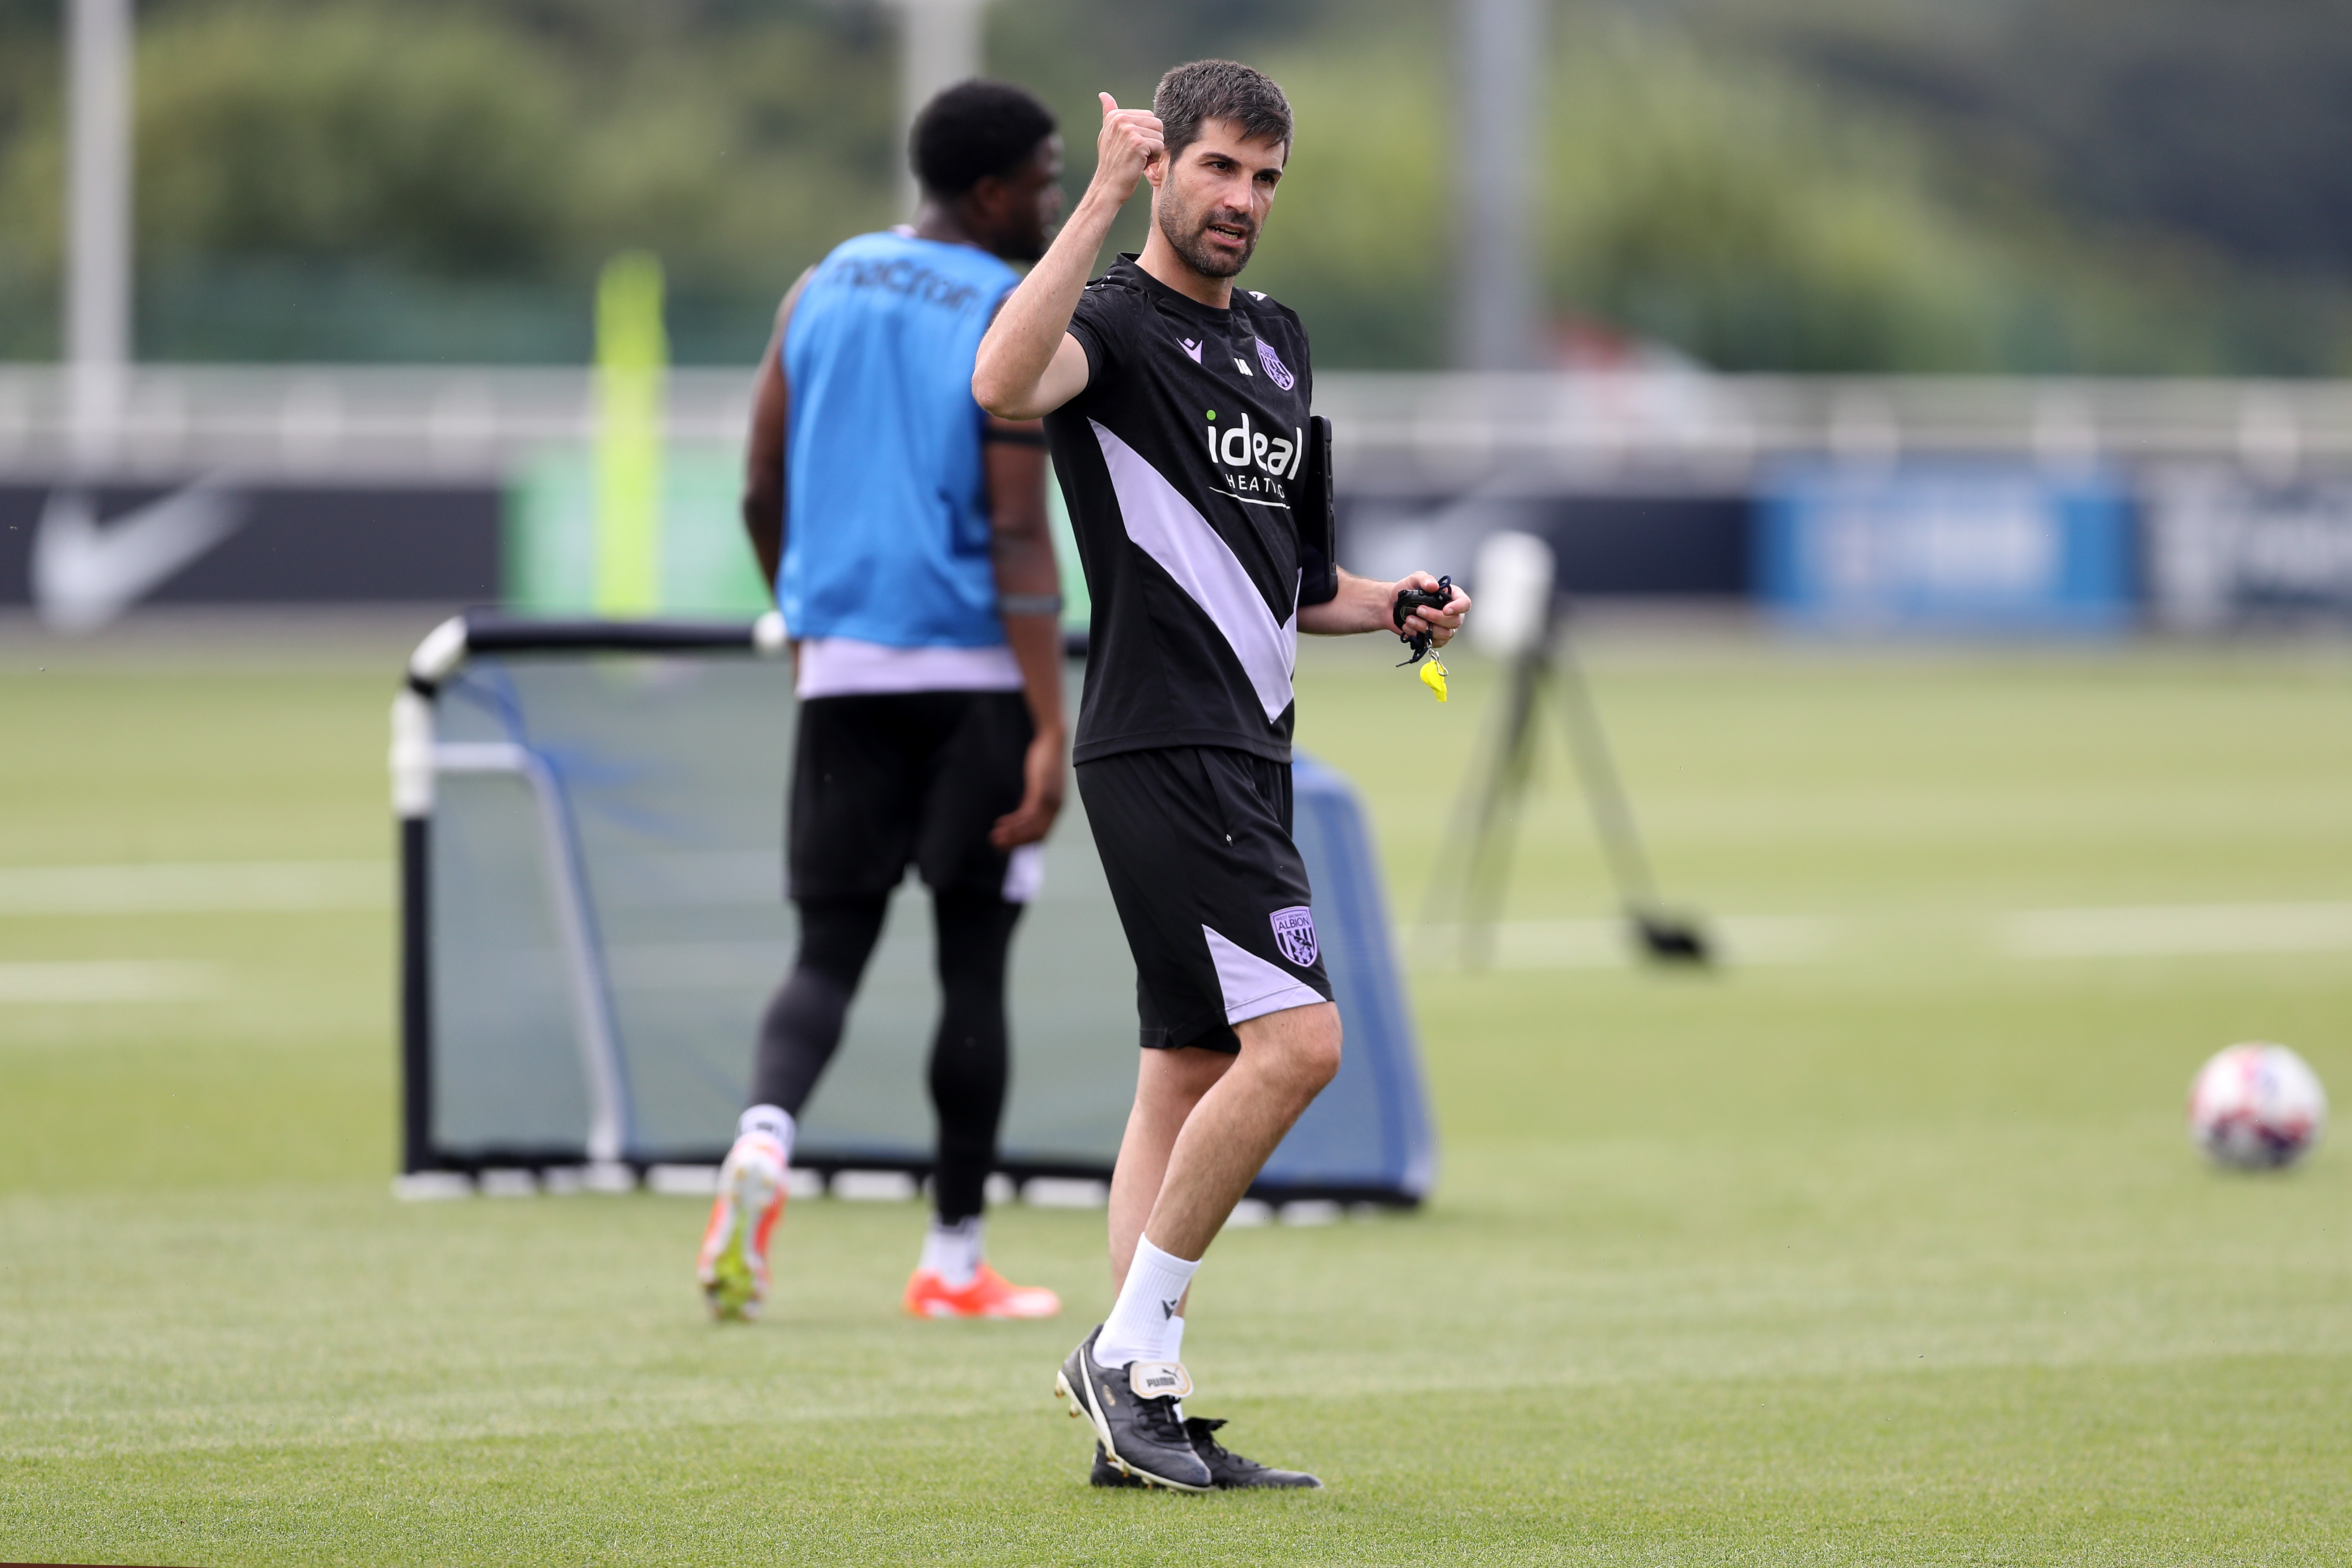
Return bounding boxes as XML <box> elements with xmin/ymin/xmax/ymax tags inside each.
<box><xmin>32</xmin><ymin>482</ymin><xmax>246</xmax><ymax>633</ymax></box>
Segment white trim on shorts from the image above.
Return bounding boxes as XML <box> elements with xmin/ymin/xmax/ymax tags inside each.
<box><xmin>1202</xmin><ymin>925</ymin><xmax>1326</xmax><ymax>1024</ymax></box>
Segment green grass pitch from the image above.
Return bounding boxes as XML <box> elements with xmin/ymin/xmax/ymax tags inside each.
<box><xmin>3</xmin><ymin>614</ymin><xmax>2348</xmax><ymax>1564</ymax></box>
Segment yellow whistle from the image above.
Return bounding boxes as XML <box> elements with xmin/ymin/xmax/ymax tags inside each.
<box><xmin>1420</xmin><ymin>657</ymin><xmax>1448</xmax><ymax>702</ymax></box>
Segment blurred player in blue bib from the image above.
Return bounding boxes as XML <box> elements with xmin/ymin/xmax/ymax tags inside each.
<box><xmin>696</xmin><ymin>81</ymin><xmax>1070</xmax><ymax>1325</ymax></box>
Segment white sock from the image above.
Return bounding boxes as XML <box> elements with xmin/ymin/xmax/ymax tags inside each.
<box><xmin>1094</xmin><ymin>1234</ymin><xmax>1199</xmax><ymax>1369</ymax></box>
<box><xmin>920</xmin><ymin>1216</ymin><xmax>984</xmax><ymax>1288</ymax></box>
<box><xmin>737</xmin><ymin>1104</ymin><xmax>793</xmax><ymax>1164</ymax></box>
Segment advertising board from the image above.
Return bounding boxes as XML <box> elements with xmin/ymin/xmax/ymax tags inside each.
<box><xmin>1757</xmin><ymin>464</ymin><xmax>2134</xmax><ymax>633</ymax></box>
<box><xmin>2143</xmin><ymin>468</ymin><xmax>2352</xmax><ymax>629</ymax></box>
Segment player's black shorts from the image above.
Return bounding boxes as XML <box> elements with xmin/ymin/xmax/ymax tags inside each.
<box><xmin>1076</xmin><ymin>745</ymin><xmax>1334</xmax><ymax>1055</ymax></box>
<box><xmin>788</xmin><ymin>691</ymin><xmax>1032</xmax><ymax>903</ymax></box>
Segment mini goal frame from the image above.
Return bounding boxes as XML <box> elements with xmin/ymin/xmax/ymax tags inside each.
<box><xmin>394</xmin><ymin>612</ymin><xmax>1435</xmax><ymax>1204</ymax></box>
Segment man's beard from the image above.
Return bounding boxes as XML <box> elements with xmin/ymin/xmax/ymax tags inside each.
<box><xmin>1159</xmin><ymin>193</ymin><xmax>1258</xmax><ymax>278</ymax></box>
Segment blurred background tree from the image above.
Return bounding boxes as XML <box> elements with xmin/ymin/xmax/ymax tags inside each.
<box><xmin>0</xmin><ymin>0</ymin><xmax>901</xmax><ymax>360</ymax></box>
<box><xmin>0</xmin><ymin>0</ymin><xmax>2344</xmax><ymax>372</ymax></box>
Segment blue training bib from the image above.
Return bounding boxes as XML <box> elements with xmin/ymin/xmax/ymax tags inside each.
<box><xmin>779</xmin><ymin>232</ymin><xmax>1018</xmax><ymax>648</ymax></box>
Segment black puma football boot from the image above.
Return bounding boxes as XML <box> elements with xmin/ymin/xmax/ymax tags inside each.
<box><xmin>1089</xmin><ymin>1420</ymin><xmax>1323</xmax><ymax>1490</ymax></box>
<box><xmin>1054</xmin><ymin>1325</ymin><xmax>1212</xmax><ymax>1492</ymax></box>
<box><xmin>1184</xmin><ymin>1417</ymin><xmax>1323</xmax><ymax>1489</ymax></box>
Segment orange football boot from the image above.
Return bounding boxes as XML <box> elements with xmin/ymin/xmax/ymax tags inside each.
<box><xmin>696</xmin><ymin>1132</ymin><xmax>786</xmax><ymax>1320</ymax></box>
<box><xmin>902</xmin><ymin>1262</ymin><xmax>1061</xmax><ymax>1319</ymax></box>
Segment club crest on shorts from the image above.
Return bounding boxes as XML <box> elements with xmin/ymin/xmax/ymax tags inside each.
<box><xmin>1270</xmin><ymin>905</ymin><xmax>1318</xmax><ymax>967</ymax></box>
<box><xmin>1254</xmin><ymin>339</ymin><xmax>1297</xmax><ymax>391</ymax></box>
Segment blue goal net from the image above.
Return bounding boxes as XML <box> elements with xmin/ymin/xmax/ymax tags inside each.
<box><xmin>394</xmin><ymin>614</ymin><xmax>1435</xmax><ymax>1204</ymax></box>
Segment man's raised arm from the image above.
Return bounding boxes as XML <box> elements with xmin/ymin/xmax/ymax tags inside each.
<box><xmin>973</xmin><ymin>93</ymin><xmax>1162</xmax><ymax>420</ymax></box>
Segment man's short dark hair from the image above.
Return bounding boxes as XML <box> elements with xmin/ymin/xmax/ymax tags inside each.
<box><xmin>1152</xmin><ymin>59</ymin><xmax>1293</xmax><ymax>161</ymax></box>
<box><xmin>911</xmin><ymin>80</ymin><xmax>1056</xmax><ymax>199</ymax></box>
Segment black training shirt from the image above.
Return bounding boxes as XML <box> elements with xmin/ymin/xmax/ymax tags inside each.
<box><xmin>1047</xmin><ymin>255</ymin><xmax>1322</xmax><ymax>766</ymax></box>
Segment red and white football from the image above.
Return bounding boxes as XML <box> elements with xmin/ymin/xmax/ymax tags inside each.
<box><xmin>2188</xmin><ymin>1042</ymin><xmax>2327</xmax><ymax>1170</ymax></box>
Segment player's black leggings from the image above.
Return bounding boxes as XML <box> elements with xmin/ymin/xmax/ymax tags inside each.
<box><xmin>749</xmin><ymin>890</ymin><xmax>1022</xmax><ymax>1226</ymax></box>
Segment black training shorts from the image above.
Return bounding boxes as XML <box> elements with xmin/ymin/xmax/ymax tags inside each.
<box><xmin>1076</xmin><ymin>745</ymin><xmax>1335</xmax><ymax>1054</ymax></box>
<box><xmin>788</xmin><ymin>690</ymin><xmax>1032</xmax><ymax>903</ymax></box>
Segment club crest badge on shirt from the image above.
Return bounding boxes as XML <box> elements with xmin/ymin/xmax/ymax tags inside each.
<box><xmin>1254</xmin><ymin>339</ymin><xmax>1297</xmax><ymax>391</ymax></box>
<box><xmin>1270</xmin><ymin>905</ymin><xmax>1318</xmax><ymax>966</ymax></box>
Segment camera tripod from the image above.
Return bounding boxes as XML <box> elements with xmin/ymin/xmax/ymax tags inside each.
<box><xmin>1428</xmin><ymin>601</ymin><xmax>1710</xmax><ymax>969</ymax></box>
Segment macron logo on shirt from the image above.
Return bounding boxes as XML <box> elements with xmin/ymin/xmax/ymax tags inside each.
<box><xmin>1178</xmin><ymin>338</ymin><xmax>1204</xmax><ymax>363</ymax></box>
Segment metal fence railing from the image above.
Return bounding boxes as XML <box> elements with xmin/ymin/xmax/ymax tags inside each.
<box><xmin>5</xmin><ymin>364</ymin><xmax>2350</xmax><ymax>490</ymax></box>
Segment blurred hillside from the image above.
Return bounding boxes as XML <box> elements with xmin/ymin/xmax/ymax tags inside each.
<box><xmin>1671</xmin><ymin>0</ymin><xmax>2352</xmax><ymax>372</ymax></box>
<box><xmin>0</xmin><ymin>0</ymin><xmax>2346</xmax><ymax>373</ymax></box>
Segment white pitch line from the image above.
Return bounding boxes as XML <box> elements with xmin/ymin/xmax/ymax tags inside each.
<box><xmin>1998</xmin><ymin>902</ymin><xmax>2352</xmax><ymax>959</ymax></box>
<box><xmin>0</xmin><ymin>861</ymin><xmax>389</xmax><ymax>915</ymax></box>
<box><xmin>1417</xmin><ymin>901</ymin><xmax>2352</xmax><ymax>970</ymax></box>
<box><xmin>0</xmin><ymin>960</ymin><xmax>220</xmax><ymax>1004</ymax></box>
<box><xmin>1419</xmin><ymin>915</ymin><xmax>1839</xmax><ymax>970</ymax></box>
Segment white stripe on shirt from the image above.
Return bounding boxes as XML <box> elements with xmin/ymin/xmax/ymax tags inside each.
<box><xmin>1090</xmin><ymin>419</ymin><xmax>1298</xmax><ymax>723</ymax></box>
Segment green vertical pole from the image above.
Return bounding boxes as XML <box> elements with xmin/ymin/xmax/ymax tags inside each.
<box><xmin>595</xmin><ymin>252</ymin><xmax>666</xmax><ymax>617</ymax></box>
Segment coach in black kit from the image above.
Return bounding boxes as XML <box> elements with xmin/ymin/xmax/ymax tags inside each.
<box><xmin>975</xmin><ymin>59</ymin><xmax>1469</xmax><ymax>1492</ymax></box>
